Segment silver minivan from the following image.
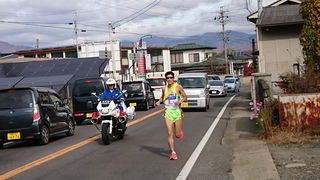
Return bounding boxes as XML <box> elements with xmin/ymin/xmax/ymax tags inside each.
<box><xmin>177</xmin><ymin>73</ymin><xmax>210</xmax><ymax>111</ymax></box>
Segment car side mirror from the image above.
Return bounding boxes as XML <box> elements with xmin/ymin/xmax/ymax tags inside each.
<box><xmin>62</xmin><ymin>98</ymin><xmax>68</xmax><ymax>105</ymax></box>
<box><xmin>206</xmin><ymin>84</ymin><xmax>210</xmax><ymax>89</ymax></box>
<box><xmin>122</xmin><ymin>90</ymin><xmax>127</xmax><ymax>94</ymax></box>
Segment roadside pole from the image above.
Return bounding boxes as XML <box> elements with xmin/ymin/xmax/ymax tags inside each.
<box><xmin>108</xmin><ymin>22</ymin><xmax>116</xmax><ymax>79</ymax></box>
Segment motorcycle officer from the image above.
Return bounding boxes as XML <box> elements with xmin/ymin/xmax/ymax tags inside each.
<box><xmin>99</xmin><ymin>78</ymin><xmax>126</xmax><ymax>113</ymax></box>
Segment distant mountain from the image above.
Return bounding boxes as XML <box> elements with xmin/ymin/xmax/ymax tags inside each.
<box><xmin>0</xmin><ymin>30</ymin><xmax>256</xmax><ymax>53</ymax></box>
<box><xmin>0</xmin><ymin>41</ymin><xmax>33</xmax><ymax>53</ymax></box>
<box><xmin>122</xmin><ymin>30</ymin><xmax>256</xmax><ymax>51</ymax></box>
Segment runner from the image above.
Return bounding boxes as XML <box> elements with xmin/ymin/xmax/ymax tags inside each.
<box><xmin>155</xmin><ymin>71</ymin><xmax>187</xmax><ymax>160</ymax></box>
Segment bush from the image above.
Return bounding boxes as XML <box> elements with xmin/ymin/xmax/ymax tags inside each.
<box><xmin>277</xmin><ymin>66</ymin><xmax>320</xmax><ymax>94</ymax></box>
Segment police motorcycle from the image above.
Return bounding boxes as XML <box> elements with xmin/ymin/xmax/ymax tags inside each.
<box><xmin>91</xmin><ymin>92</ymin><xmax>135</xmax><ymax>145</ymax></box>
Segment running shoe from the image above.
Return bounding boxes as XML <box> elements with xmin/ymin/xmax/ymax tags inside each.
<box><xmin>170</xmin><ymin>152</ymin><xmax>178</xmax><ymax>160</ymax></box>
<box><xmin>178</xmin><ymin>131</ymin><xmax>184</xmax><ymax>139</ymax></box>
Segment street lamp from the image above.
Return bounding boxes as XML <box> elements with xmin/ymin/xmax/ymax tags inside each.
<box><xmin>139</xmin><ymin>35</ymin><xmax>152</xmax><ymax>49</ymax></box>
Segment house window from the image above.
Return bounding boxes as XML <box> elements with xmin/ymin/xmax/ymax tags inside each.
<box><xmin>171</xmin><ymin>52</ymin><xmax>183</xmax><ymax>64</ymax></box>
<box><xmin>65</xmin><ymin>51</ymin><xmax>77</xmax><ymax>58</ymax></box>
<box><xmin>189</xmin><ymin>53</ymin><xmax>199</xmax><ymax>62</ymax></box>
<box><xmin>51</xmin><ymin>52</ymin><xmax>63</xmax><ymax>58</ymax></box>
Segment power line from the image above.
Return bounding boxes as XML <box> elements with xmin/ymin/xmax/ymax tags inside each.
<box><xmin>113</xmin><ymin>0</ymin><xmax>162</xmax><ymax>28</ymax></box>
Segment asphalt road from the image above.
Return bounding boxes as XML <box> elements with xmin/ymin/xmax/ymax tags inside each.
<box><xmin>0</xmin><ymin>86</ymin><xmax>250</xmax><ymax>180</ymax></box>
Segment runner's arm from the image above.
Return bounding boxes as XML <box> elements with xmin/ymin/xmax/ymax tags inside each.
<box><xmin>156</xmin><ymin>87</ymin><xmax>165</xmax><ymax>104</ymax></box>
<box><xmin>178</xmin><ymin>85</ymin><xmax>187</xmax><ymax>103</ymax></box>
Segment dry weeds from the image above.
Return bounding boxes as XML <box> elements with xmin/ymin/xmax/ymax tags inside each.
<box><xmin>266</xmin><ymin>127</ymin><xmax>320</xmax><ymax>146</ymax></box>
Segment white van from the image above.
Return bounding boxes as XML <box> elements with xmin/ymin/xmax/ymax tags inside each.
<box><xmin>177</xmin><ymin>73</ymin><xmax>210</xmax><ymax>111</ymax></box>
<box><xmin>146</xmin><ymin>77</ymin><xmax>166</xmax><ymax>101</ymax></box>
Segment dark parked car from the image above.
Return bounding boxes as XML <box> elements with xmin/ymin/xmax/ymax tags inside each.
<box><xmin>0</xmin><ymin>87</ymin><xmax>75</xmax><ymax>149</ymax></box>
<box><xmin>208</xmin><ymin>75</ymin><xmax>221</xmax><ymax>80</ymax></box>
<box><xmin>121</xmin><ymin>80</ymin><xmax>156</xmax><ymax>110</ymax></box>
<box><xmin>72</xmin><ymin>77</ymin><xmax>120</xmax><ymax>125</ymax></box>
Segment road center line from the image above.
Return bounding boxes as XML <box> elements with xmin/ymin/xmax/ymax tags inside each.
<box><xmin>175</xmin><ymin>95</ymin><xmax>236</xmax><ymax>180</ymax></box>
<box><xmin>0</xmin><ymin>108</ymin><xmax>164</xmax><ymax>179</ymax></box>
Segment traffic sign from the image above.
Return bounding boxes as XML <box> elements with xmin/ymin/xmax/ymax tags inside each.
<box><xmin>129</xmin><ymin>53</ymin><xmax>139</xmax><ymax>60</ymax></box>
<box><xmin>99</xmin><ymin>50</ymin><xmax>111</xmax><ymax>59</ymax></box>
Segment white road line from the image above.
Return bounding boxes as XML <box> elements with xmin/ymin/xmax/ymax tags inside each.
<box><xmin>176</xmin><ymin>95</ymin><xmax>236</xmax><ymax>180</ymax></box>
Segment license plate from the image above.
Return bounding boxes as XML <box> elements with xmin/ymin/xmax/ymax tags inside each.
<box><xmin>130</xmin><ymin>103</ymin><xmax>137</xmax><ymax>107</ymax></box>
<box><xmin>181</xmin><ymin>103</ymin><xmax>188</xmax><ymax>108</ymax></box>
<box><xmin>7</xmin><ymin>132</ymin><xmax>20</xmax><ymax>140</ymax></box>
<box><xmin>86</xmin><ymin>113</ymin><xmax>92</xmax><ymax>118</ymax></box>
<box><xmin>211</xmin><ymin>90</ymin><xmax>217</xmax><ymax>94</ymax></box>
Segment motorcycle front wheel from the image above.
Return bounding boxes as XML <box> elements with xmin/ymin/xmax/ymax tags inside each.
<box><xmin>101</xmin><ymin>124</ymin><xmax>111</xmax><ymax>145</ymax></box>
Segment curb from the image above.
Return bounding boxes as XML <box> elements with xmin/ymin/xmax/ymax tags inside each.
<box><xmin>222</xmin><ymin>95</ymin><xmax>280</xmax><ymax>180</ymax></box>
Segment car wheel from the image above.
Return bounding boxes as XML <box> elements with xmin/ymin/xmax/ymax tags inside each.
<box><xmin>203</xmin><ymin>106</ymin><xmax>207</xmax><ymax>112</ymax></box>
<box><xmin>151</xmin><ymin>99</ymin><xmax>156</xmax><ymax>108</ymax></box>
<box><xmin>66</xmin><ymin>119</ymin><xmax>75</xmax><ymax>136</ymax></box>
<box><xmin>145</xmin><ymin>100</ymin><xmax>150</xmax><ymax>110</ymax></box>
<box><xmin>75</xmin><ymin>119</ymin><xmax>83</xmax><ymax>126</ymax></box>
<box><xmin>0</xmin><ymin>142</ymin><xmax>3</xmax><ymax>149</ymax></box>
<box><xmin>38</xmin><ymin>125</ymin><xmax>49</xmax><ymax>145</ymax></box>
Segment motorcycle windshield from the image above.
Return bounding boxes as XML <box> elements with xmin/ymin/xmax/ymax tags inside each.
<box><xmin>101</xmin><ymin>100</ymin><xmax>110</xmax><ymax>107</ymax></box>
<box><xmin>97</xmin><ymin>100</ymin><xmax>116</xmax><ymax>110</ymax></box>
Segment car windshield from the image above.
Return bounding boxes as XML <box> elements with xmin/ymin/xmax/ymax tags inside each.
<box><xmin>122</xmin><ymin>83</ymin><xmax>143</xmax><ymax>91</ymax></box>
<box><xmin>0</xmin><ymin>89</ymin><xmax>33</xmax><ymax>109</ymax></box>
<box><xmin>178</xmin><ymin>78</ymin><xmax>205</xmax><ymax>88</ymax></box>
<box><xmin>146</xmin><ymin>79</ymin><xmax>166</xmax><ymax>86</ymax></box>
<box><xmin>73</xmin><ymin>81</ymin><xmax>104</xmax><ymax>97</ymax></box>
<box><xmin>209</xmin><ymin>81</ymin><xmax>224</xmax><ymax>86</ymax></box>
<box><xmin>224</xmin><ymin>79</ymin><xmax>235</xmax><ymax>83</ymax></box>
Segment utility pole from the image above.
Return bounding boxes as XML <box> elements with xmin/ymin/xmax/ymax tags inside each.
<box><xmin>35</xmin><ymin>39</ymin><xmax>39</xmax><ymax>58</ymax></box>
<box><xmin>258</xmin><ymin>0</ymin><xmax>263</xmax><ymax>17</ymax></box>
<box><xmin>108</xmin><ymin>22</ymin><xmax>116</xmax><ymax>79</ymax></box>
<box><xmin>215</xmin><ymin>6</ymin><xmax>229</xmax><ymax>74</ymax></box>
<box><xmin>74</xmin><ymin>20</ymin><xmax>79</xmax><ymax>58</ymax></box>
<box><xmin>74</xmin><ymin>10</ymin><xmax>79</xmax><ymax>58</ymax></box>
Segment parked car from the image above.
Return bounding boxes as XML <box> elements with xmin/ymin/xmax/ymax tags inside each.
<box><xmin>0</xmin><ymin>87</ymin><xmax>75</xmax><ymax>149</ymax></box>
<box><xmin>224</xmin><ymin>78</ymin><xmax>240</xmax><ymax>92</ymax></box>
<box><xmin>121</xmin><ymin>80</ymin><xmax>156</xmax><ymax>110</ymax></box>
<box><xmin>72</xmin><ymin>77</ymin><xmax>120</xmax><ymax>125</ymax></box>
<box><xmin>208</xmin><ymin>74</ymin><xmax>221</xmax><ymax>80</ymax></box>
<box><xmin>209</xmin><ymin>80</ymin><xmax>228</xmax><ymax>97</ymax></box>
<box><xmin>146</xmin><ymin>77</ymin><xmax>166</xmax><ymax>101</ymax></box>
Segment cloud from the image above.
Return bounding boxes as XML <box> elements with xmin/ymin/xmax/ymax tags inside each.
<box><xmin>0</xmin><ymin>0</ymin><xmax>276</xmax><ymax>48</ymax></box>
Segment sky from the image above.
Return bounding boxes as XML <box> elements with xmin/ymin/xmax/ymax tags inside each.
<box><xmin>0</xmin><ymin>0</ymin><xmax>276</xmax><ymax>48</ymax></box>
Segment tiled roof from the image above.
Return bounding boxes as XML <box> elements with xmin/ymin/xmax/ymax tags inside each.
<box><xmin>247</xmin><ymin>0</ymin><xmax>301</xmax><ymax>23</ymax></box>
<box><xmin>256</xmin><ymin>4</ymin><xmax>303</xmax><ymax>27</ymax></box>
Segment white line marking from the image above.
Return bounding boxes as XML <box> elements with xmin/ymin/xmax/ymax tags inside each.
<box><xmin>176</xmin><ymin>95</ymin><xmax>236</xmax><ymax>180</ymax></box>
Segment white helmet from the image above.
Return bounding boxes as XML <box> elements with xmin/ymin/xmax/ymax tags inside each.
<box><xmin>106</xmin><ymin>78</ymin><xmax>116</xmax><ymax>86</ymax></box>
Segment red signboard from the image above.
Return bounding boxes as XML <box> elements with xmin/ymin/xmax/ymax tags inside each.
<box><xmin>138</xmin><ymin>53</ymin><xmax>146</xmax><ymax>74</ymax></box>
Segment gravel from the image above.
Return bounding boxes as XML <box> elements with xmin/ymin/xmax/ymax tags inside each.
<box><xmin>268</xmin><ymin>142</ymin><xmax>320</xmax><ymax>180</ymax></box>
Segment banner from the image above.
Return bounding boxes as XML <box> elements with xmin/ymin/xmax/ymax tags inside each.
<box><xmin>137</xmin><ymin>52</ymin><xmax>146</xmax><ymax>74</ymax></box>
